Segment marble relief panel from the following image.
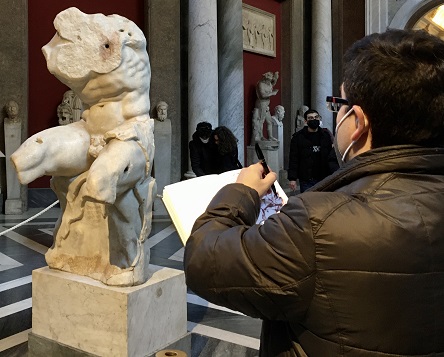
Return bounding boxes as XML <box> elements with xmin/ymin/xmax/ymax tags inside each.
<box><xmin>242</xmin><ymin>4</ymin><xmax>276</xmax><ymax>57</ymax></box>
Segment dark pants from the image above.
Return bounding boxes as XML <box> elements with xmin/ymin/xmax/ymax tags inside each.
<box><xmin>299</xmin><ymin>178</ymin><xmax>320</xmax><ymax>193</ymax></box>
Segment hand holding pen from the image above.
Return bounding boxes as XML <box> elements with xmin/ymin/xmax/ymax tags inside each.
<box><xmin>235</xmin><ymin>144</ymin><xmax>278</xmax><ymax>198</ymax></box>
<box><xmin>236</xmin><ymin>162</ymin><xmax>277</xmax><ymax>198</ymax></box>
<box><xmin>255</xmin><ymin>143</ymin><xmax>278</xmax><ymax>196</ymax></box>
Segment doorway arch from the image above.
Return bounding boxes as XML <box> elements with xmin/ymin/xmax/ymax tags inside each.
<box><xmin>389</xmin><ymin>0</ymin><xmax>444</xmax><ymax>29</ymax></box>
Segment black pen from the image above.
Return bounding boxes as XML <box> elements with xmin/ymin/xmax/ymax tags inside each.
<box><xmin>255</xmin><ymin>143</ymin><xmax>277</xmax><ymax>196</ymax></box>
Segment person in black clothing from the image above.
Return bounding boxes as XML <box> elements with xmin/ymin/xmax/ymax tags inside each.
<box><xmin>189</xmin><ymin>121</ymin><xmax>217</xmax><ymax>176</ymax></box>
<box><xmin>184</xmin><ymin>29</ymin><xmax>444</xmax><ymax>356</ymax></box>
<box><xmin>287</xmin><ymin>109</ymin><xmax>334</xmax><ymax>192</ymax></box>
<box><xmin>212</xmin><ymin>126</ymin><xmax>242</xmax><ymax>173</ymax></box>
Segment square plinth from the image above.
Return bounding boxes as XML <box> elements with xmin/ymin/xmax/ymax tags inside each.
<box><xmin>31</xmin><ymin>265</ymin><xmax>187</xmax><ymax>357</ymax></box>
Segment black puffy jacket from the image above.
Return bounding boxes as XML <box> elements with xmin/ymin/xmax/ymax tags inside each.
<box><xmin>185</xmin><ymin>145</ymin><xmax>444</xmax><ymax>356</ymax></box>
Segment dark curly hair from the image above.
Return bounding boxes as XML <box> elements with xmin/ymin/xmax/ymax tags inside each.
<box><xmin>213</xmin><ymin>126</ymin><xmax>238</xmax><ymax>155</ymax></box>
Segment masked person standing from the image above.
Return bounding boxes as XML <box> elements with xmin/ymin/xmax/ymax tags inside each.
<box><xmin>287</xmin><ymin>109</ymin><xmax>333</xmax><ymax>193</ymax></box>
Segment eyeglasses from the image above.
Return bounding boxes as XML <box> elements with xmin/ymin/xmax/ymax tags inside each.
<box><xmin>326</xmin><ymin>96</ymin><xmax>349</xmax><ymax>112</ymax></box>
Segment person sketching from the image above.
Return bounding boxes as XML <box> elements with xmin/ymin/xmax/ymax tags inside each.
<box><xmin>184</xmin><ymin>29</ymin><xmax>444</xmax><ymax>355</ymax></box>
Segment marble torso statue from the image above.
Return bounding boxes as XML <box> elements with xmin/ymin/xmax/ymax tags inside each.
<box><xmin>11</xmin><ymin>7</ymin><xmax>156</xmax><ymax>287</ymax></box>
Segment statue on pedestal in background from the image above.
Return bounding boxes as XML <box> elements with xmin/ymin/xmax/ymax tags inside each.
<box><xmin>153</xmin><ymin>101</ymin><xmax>172</xmax><ymax>214</ymax></box>
<box><xmin>271</xmin><ymin>105</ymin><xmax>285</xmax><ymax>172</ymax></box>
<box><xmin>11</xmin><ymin>7</ymin><xmax>156</xmax><ymax>287</ymax></box>
<box><xmin>251</xmin><ymin>71</ymin><xmax>279</xmax><ymax>144</ymax></box>
<box><xmin>5</xmin><ymin>101</ymin><xmax>19</xmax><ymax>124</ymax></box>
<box><xmin>57</xmin><ymin>98</ymin><xmax>72</xmax><ymax>125</ymax></box>
<box><xmin>296</xmin><ymin>104</ymin><xmax>309</xmax><ymax>132</ymax></box>
<box><xmin>156</xmin><ymin>101</ymin><xmax>168</xmax><ymax>122</ymax></box>
<box><xmin>57</xmin><ymin>90</ymin><xmax>83</xmax><ymax>125</ymax></box>
<box><xmin>272</xmin><ymin>105</ymin><xmax>285</xmax><ymax>127</ymax></box>
<box><xmin>4</xmin><ymin>100</ymin><xmax>24</xmax><ymax>214</ymax></box>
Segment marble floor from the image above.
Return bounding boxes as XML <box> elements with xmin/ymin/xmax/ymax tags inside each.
<box><xmin>0</xmin><ymin>194</ymin><xmax>261</xmax><ymax>356</ymax></box>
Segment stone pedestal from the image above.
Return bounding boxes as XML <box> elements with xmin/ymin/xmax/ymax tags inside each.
<box><xmin>154</xmin><ymin>119</ymin><xmax>172</xmax><ymax>215</ymax></box>
<box><xmin>272</xmin><ymin>122</ymin><xmax>284</xmax><ymax>171</ymax></box>
<box><xmin>30</xmin><ymin>265</ymin><xmax>187</xmax><ymax>357</ymax></box>
<box><xmin>247</xmin><ymin>142</ymin><xmax>279</xmax><ymax>176</ymax></box>
<box><xmin>4</xmin><ymin>121</ymin><xmax>24</xmax><ymax>214</ymax></box>
<box><xmin>28</xmin><ymin>331</ymin><xmax>259</xmax><ymax>357</ymax></box>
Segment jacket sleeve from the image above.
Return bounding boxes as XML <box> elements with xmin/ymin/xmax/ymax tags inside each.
<box><xmin>287</xmin><ymin>134</ymin><xmax>299</xmax><ymax>181</ymax></box>
<box><xmin>189</xmin><ymin>140</ymin><xmax>205</xmax><ymax>176</ymax></box>
<box><xmin>184</xmin><ymin>183</ymin><xmax>316</xmax><ymax>322</ymax></box>
<box><xmin>328</xmin><ymin>146</ymin><xmax>340</xmax><ymax>174</ymax></box>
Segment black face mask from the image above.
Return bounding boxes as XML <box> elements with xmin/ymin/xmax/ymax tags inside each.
<box><xmin>307</xmin><ymin>119</ymin><xmax>320</xmax><ymax>129</ymax></box>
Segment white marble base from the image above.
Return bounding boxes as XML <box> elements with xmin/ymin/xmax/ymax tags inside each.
<box><xmin>32</xmin><ymin>265</ymin><xmax>187</xmax><ymax>357</ymax></box>
<box><xmin>154</xmin><ymin>119</ymin><xmax>172</xmax><ymax>197</ymax></box>
<box><xmin>246</xmin><ymin>143</ymin><xmax>279</xmax><ymax>176</ymax></box>
<box><xmin>4</xmin><ymin>121</ymin><xmax>24</xmax><ymax>215</ymax></box>
<box><xmin>5</xmin><ymin>198</ymin><xmax>23</xmax><ymax>215</ymax></box>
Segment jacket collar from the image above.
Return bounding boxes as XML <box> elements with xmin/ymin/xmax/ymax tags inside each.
<box><xmin>312</xmin><ymin>145</ymin><xmax>444</xmax><ymax>192</ymax></box>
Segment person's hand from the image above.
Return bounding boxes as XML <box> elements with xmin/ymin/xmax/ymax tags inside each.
<box><xmin>289</xmin><ymin>180</ymin><xmax>297</xmax><ymax>191</ymax></box>
<box><xmin>236</xmin><ymin>162</ymin><xmax>277</xmax><ymax>197</ymax></box>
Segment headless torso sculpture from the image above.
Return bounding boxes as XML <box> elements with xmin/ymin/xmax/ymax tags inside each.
<box><xmin>11</xmin><ymin>7</ymin><xmax>156</xmax><ymax>287</ymax></box>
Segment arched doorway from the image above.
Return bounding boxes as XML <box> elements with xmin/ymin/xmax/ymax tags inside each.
<box><xmin>389</xmin><ymin>0</ymin><xmax>444</xmax><ymax>32</ymax></box>
<box><xmin>410</xmin><ymin>3</ymin><xmax>444</xmax><ymax>40</ymax></box>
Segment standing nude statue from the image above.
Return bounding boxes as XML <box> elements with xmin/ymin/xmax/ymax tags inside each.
<box><xmin>252</xmin><ymin>71</ymin><xmax>279</xmax><ymax>143</ymax></box>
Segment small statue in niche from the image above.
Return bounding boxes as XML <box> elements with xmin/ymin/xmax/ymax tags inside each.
<box><xmin>5</xmin><ymin>100</ymin><xmax>20</xmax><ymax>124</ymax></box>
<box><xmin>251</xmin><ymin>71</ymin><xmax>279</xmax><ymax>144</ymax></box>
<box><xmin>11</xmin><ymin>7</ymin><xmax>156</xmax><ymax>287</ymax></box>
